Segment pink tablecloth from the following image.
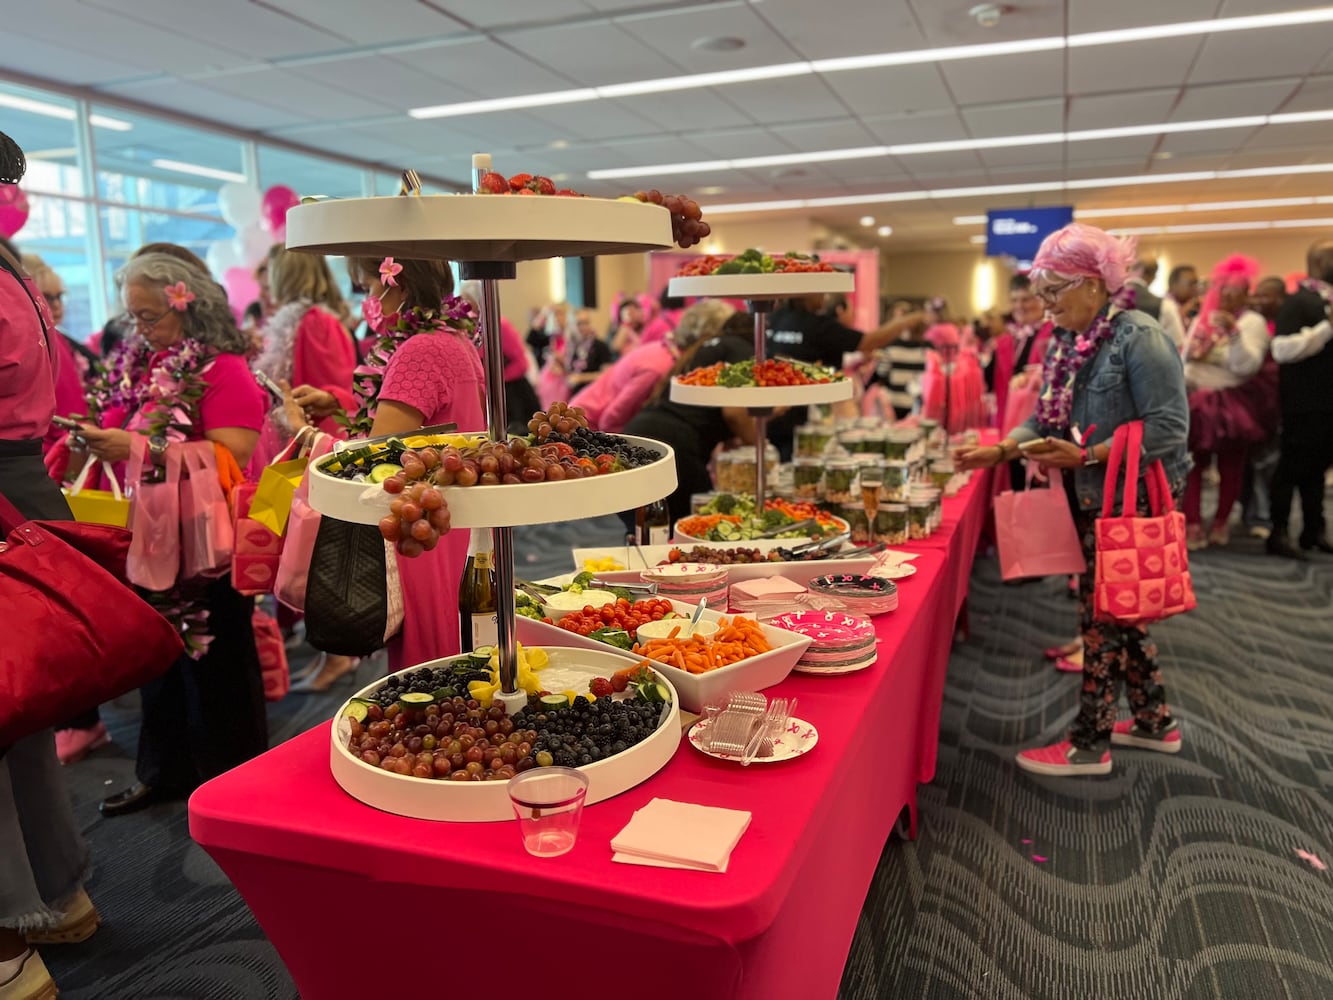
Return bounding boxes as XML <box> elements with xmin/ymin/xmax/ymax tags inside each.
<box><xmin>189</xmin><ymin>469</ymin><xmax>993</xmax><ymax>1000</ymax></box>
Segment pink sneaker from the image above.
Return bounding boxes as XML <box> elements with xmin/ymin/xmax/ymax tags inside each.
<box><xmin>55</xmin><ymin>722</ymin><xmax>110</xmax><ymax>765</ymax></box>
<box><xmin>1015</xmin><ymin>740</ymin><xmax>1111</xmax><ymax>776</ymax></box>
<box><xmin>1110</xmin><ymin>718</ymin><xmax>1182</xmax><ymax>754</ymax></box>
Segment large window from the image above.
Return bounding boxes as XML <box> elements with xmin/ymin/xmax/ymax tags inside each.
<box><xmin>0</xmin><ymin>78</ymin><xmax>387</xmax><ymax>340</ymax></box>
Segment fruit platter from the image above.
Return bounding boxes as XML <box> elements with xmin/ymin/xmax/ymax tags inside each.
<box><xmin>330</xmin><ymin>645</ymin><xmax>682</xmax><ymax>822</ymax></box>
<box><xmin>671</xmin><ymin>357</ymin><xmax>852</xmax><ymax>408</ymax></box>
<box><xmin>308</xmin><ymin>403</ymin><xmax>676</xmax><ymax>531</ymax></box>
<box><xmin>674</xmin><ymin>495</ymin><xmax>848</xmax><ymax>543</ymax></box>
<box><xmin>513</xmin><ymin>597</ymin><xmax>811</xmax><ymax>713</ymax></box>
<box><xmin>570</xmin><ymin>541</ymin><xmax>879</xmax><ymax>589</ymax></box>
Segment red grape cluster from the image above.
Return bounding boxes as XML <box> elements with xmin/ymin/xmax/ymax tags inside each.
<box><xmin>632</xmin><ymin>190</ymin><xmax>710</xmax><ymax>248</ymax></box>
<box><xmin>378</xmin><ymin>448</ymin><xmax>450</xmax><ymax>555</ymax></box>
<box><xmin>349</xmin><ymin>697</ymin><xmax>539</xmax><ymax>781</ymax></box>
<box><xmin>527</xmin><ymin>401</ymin><xmax>589</xmax><ymax>441</ymax></box>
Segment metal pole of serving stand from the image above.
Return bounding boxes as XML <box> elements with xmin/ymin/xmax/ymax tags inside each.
<box><xmin>747</xmin><ymin>299</ymin><xmax>775</xmax><ymax>504</ymax></box>
<box><xmin>459</xmin><ymin>260</ymin><xmax>525</xmax><ymax>715</ymax></box>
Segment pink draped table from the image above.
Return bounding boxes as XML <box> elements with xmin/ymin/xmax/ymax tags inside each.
<box><xmin>189</xmin><ymin>467</ymin><xmax>993</xmax><ymax>1000</ymax></box>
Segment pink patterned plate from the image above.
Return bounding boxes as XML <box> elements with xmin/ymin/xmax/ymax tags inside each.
<box><xmin>766</xmin><ymin>610</ymin><xmax>876</xmax><ymax>643</ymax></box>
<box><xmin>687</xmin><ymin>717</ymin><xmax>819</xmax><ymax>763</ymax></box>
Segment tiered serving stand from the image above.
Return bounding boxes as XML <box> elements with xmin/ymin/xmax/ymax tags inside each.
<box><xmin>666</xmin><ymin>271</ymin><xmax>855</xmax><ymax>502</ymax></box>
<box><xmin>286</xmin><ymin>187</ymin><xmax>682</xmax><ymax>820</ymax></box>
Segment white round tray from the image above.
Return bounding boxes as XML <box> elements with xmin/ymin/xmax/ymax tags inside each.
<box><xmin>329</xmin><ymin>647</ymin><xmax>681</xmax><ymax>822</ymax></box>
<box><xmin>286</xmin><ymin>195</ymin><xmax>673</xmax><ymax>261</ymax></box>
<box><xmin>673</xmin><ymin>514</ymin><xmax>851</xmax><ymax>545</ymax></box>
<box><xmin>308</xmin><ymin>436</ymin><xmax>677</xmax><ymax>527</ymax></box>
<box><xmin>668</xmin><ymin>271</ymin><xmax>854</xmax><ymax>299</ymax></box>
<box><xmin>669</xmin><ymin>379</ymin><xmax>852</xmax><ymax>408</ymax></box>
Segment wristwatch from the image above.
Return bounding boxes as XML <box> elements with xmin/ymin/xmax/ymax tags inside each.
<box><xmin>148</xmin><ymin>434</ymin><xmax>169</xmax><ymax>466</ymax></box>
<box><xmin>1082</xmin><ymin>445</ymin><xmax>1100</xmax><ymax>467</ymax></box>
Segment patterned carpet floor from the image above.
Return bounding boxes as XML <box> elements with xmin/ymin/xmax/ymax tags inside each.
<box><xmin>41</xmin><ymin>514</ymin><xmax>1333</xmax><ymax>1000</ymax></box>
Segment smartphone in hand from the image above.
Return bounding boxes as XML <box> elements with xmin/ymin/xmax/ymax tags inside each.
<box><xmin>1017</xmin><ymin>437</ymin><xmax>1048</xmax><ymax>453</ymax></box>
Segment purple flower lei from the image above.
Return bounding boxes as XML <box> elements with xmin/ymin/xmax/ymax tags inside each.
<box><xmin>340</xmin><ymin>295</ymin><xmax>479</xmax><ymax>437</ymax></box>
<box><xmin>85</xmin><ymin>334</ymin><xmax>212</xmax><ymax>440</ymax></box>
<box><xmin>143</xmin><ymin>587</ymin><xmax>212</xmax><ymax>660</ymax></box>
<box><xmin>1034</xmin><ymin>285</ymin><xmax>1135</xmax><ymax>434</ymax></box>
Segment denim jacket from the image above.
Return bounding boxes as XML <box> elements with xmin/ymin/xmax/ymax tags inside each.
<box><xmin>1013</xmin><ymin>309</ymin><xmax>1191</xmax><ymax>515</ymax></box>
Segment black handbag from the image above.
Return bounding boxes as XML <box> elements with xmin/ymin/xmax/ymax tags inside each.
<box><xmin>302</xmin><ymin>517</ymin><xmax>404</xmax><ymax>656</ymax></box>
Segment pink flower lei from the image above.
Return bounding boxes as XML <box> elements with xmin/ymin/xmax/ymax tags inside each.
<box><xmin>1301</xmin><ymin>277</ymin><xmax>1333</xmax><ymax>309</ymax></box>
<box><xmin>340</xmin><ymin>295</ymin><xmax>479</xmax><ymax>437</ymax></box>
<box><xmin>1034</xmin><ymin>285</ymin><xmax>1135</xmax><ymax>434</ymax></box>
<box><xmin>85</xmin><ymin>333</ymin><xmax>213</xmax><ymax>441</ymax></box>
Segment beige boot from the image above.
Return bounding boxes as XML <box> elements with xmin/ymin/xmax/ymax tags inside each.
<box><xmin>25</xmin><ymin>890</ymin><xmax>99</xmax><ymax>946</ymax></box>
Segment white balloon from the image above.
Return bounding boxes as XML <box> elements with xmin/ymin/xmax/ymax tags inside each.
<box><xmin>234</xmin><ymin>222</ymin><xmax>275</xmax><ymax>267</ymax></box>
<box><xmin>206</xmin><ymin>239</ymin><xmax>243</xmax><ymax>278</ymax></box>
<box><xmin>217</xmin><ymin>183</ymin><xmax>262</xmax><ymax>229</ymax></box>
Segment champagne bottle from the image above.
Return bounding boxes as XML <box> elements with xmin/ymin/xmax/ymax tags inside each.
<box><xmin>638</xmin><ymin>498</ymin><xmax>670</xmax><ymax>546</ymax></box>
<box><xmin>458</xmin><ymin>528</ymin><xmax>498</xmax><ymax>652</ymax></box>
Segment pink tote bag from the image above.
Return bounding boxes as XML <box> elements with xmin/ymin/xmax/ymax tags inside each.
<box><xmin>179</xmin><ymin>441</ymin><xmax>233</xmax><ymax>580</ymax></box>
<box><xmin>274</xmin><ymin>430</ymin><xmax>334</xmax><ymax>612</ymax></box>
<box><xmin>125</xmin><ymin>436</ymin><xmax>182</xmax><ymax>592</ymax></box>
<box><xmin>1093</xmin><ymin>422</ymin><xmax>1197</xmax><ymax>626</ymax></box>
<box><xmin>993</xmin><ymin>467</ymin><xmax>1087</xmax><ymax>581</ymax></box>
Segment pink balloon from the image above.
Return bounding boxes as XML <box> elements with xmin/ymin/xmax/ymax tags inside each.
<box><xmin>260</xmin><ymin>185</ymin><xmax>300</xmax><ymax>233</ymax></box>
<box><xmin>223</xmin><ymin>266</ymin><xmax>261</xmax><ymax>319</ymax></box>
<box><xmin>0</xmin><ymin>184</ymin><xmax>30</xmax><ymax>238</ymax></box>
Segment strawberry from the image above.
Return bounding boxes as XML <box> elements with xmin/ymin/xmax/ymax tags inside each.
<box><xmin>515</xmin><ymin>188</ymin><xmax>537</xmax><ymax>196</ymax></box>
<box><xmin>507</xmin><ymin>173</ymin><xmax>533</xmax><ymax>191</ymax></box>
<box><xmin>477</xmin><ymin>171</ymin><xmax>509</xmax><ymax>194</ymax></box>
<box><xmin>532</xmin><ymin>176</ymin><xmax>557</xmax><ymax>196</ymax></box>
<box><xmin>555</xmin><ymin>188</ymin><xmax>581</xmax><ymax>197</ymax></box>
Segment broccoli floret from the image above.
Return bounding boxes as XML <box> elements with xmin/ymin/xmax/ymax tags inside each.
<box><xmin>711</xmin><ymin>493</ymin><xmax>740</xmax><ymax>515</ymax></box>
<box><xmin>571</xmin><ymin>570</ymin><xmax>596</xmax><ymax>590</ymax></box>
<box><xmin>761</xmin><ymin>508</ymin><xmax>788</xmax><ymax>530</ymax></box>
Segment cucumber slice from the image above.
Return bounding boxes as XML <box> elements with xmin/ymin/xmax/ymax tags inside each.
<box><xmin>540</xmin><ymin>694</ymin><xmax>569</xmax><ymax>710</ymax></box>
<box><xmin>655</xmin><ymin>682</ymin><xmax>672</xmax><ymax>704</ymax></box>
<box><xmin>469</xmin><ymin>645</ymin><xmax>496</xmax><ymax>663</ymax></box>
<box><xmin>398</xmin><ymin>692</ymin><xmax>435</xmax><ymax>711</ymax></box>
<box><xmin>430</xmin><ymin>687</ymin><xmax>458</xmax><ymax>701</ymax></box>
<box><xmin>368</xmin><ymin>463</ymin><xmax>403</xmax><ymax>484</ymax></box>
<box><xmin>342</xmin><ymin>699</ymin><xmax>371</xmax><ymax>722</ymax></box>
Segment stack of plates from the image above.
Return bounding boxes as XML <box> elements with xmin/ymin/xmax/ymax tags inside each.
<box><xmin>805</xmin><ymin>574</ymin><xmax>899</xmax><ymax>616</ymax></box>
<box><xmin>641</xmin><ymin>563</ymin><xmax>729</xmax><ymax>609</ymax></box>
<box><xmin>764</xmin><ymin>610</ymin><xmax>878</xmax><ymax>675</ymax></box>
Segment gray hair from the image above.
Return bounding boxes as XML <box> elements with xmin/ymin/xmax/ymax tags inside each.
<box><xmin>670</xmin><ymin>299</ymin><xmax>735</xmax><ymax>350</ymax></box>
<box><xmin>118</xmin><ymin>252</ymin><xmax>249</xmax><ymax>355</ymax></box>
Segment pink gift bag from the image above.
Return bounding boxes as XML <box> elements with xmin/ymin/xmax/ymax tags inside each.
<box><xmin>993</xmin><ymin>467</ymin><xmax>1087</xmax><ymax>581</ymax></box>
<box><xmin>231</xmin><ymin>482</ymin><xmax>284</xmax><ymax>596</ymax></box>
<box><xmin>275</xmin><ymin>431</ymin><xmax>334</xmax><ymax>612</ymax></box>
<box><xmin>179</xmin><ymin>441</ymin><xmax>233</xmax><ymax>580</ymax></box>
<box><xmin>252</xmin><ymin>607</ymin><xmax>290</xmax><ymax>702</ymax></box>
<box><xmin>1094</xmin><ymin>421</ymin><xmax>1196</xmax><ymax>626</ymax></box>
<box><xmin>126</xmin><ymin>435</ymin><xmax>182</xmax><ymax>592</ymax></box>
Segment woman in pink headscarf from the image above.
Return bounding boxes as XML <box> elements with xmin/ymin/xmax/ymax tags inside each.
<box><xmin>954</xmin><ymin>223</ymin><xmax>1189</xmax><ymax>779</ymax></box>
<box><xmin>1180</xmin><ymin>254</ymin><xmax>1278</xmax><ymax>549</ymax></box>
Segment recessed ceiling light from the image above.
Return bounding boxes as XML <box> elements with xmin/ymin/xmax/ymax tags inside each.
<box><xmin>1154</xmin><ymin>151</ymin><xmax>1174</xmax><ymax>160</ymax></box>
<box><xmin>549</xmin><ymin>139</ymin><xmax>570</xmax><ymax>149</ymax></box>
<box><xmin>970</xmin><ymin>235</ymin><xmax>987</xmax><ymax>244</ymax></box>
<box><xmin>877</xmin><ymin>225</ymin><xmax>893</xmax><ymax>237</ymax></box>
<box><xmin>692</xmin><ymin>36</ymin><xmax>746</xmax><ymax>52</ymax></box>
<box><xmin>859</xmin><ymin>215</ymin><xmax>876</xmax><ymax>226</ymax></box>
<box><xmin>698</xmin><ymin>185</ymin><xmax>727</xmax><ymax>196</ymax></box>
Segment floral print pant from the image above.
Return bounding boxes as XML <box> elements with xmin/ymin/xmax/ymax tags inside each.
<box><xmin>1068</xmin><ymin>508</ymin><xmax>1174</xmax><ymax>751</ymax></box>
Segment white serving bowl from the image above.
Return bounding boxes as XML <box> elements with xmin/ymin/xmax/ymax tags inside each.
<box><xmin>635</xmin><ymin>617</ymin><xmax>720</xmax><ymax>642</ymax></box>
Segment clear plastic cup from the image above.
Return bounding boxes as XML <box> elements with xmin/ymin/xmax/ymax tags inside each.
<box><xmin>507</xmin><ymin>767</ymin><xmax>589</xmax><ymax>858</ymax></box>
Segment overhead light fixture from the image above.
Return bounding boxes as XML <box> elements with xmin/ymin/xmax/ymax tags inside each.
<box><xmin>410</xmin><ymin>6</ymin><xmax>1333</xmax><ymax>120</ymax></box>
<box><xmin>859</xmin><ymin>215</ymin><xmax>876</xmax><ymax>226</ymax></box>
<box><xmin>877</xmin><ymin>225</ymin><xmax>893</xmax><ymax>237</ymax></box>
<box><xmin>150</xmin><ymin>159</ymin><xmax>246</xmax><ymax>183</ymax></box>
<box><xmin>0</xmin><ymin>93</ymin><xmax>132</xmax><ymax>131</ymax></box>
<box><xmin>703</xmin><ymin>160</ymin><xmax>1333</xmax><ymax>215</ymax></box>
<box><xmin>970</xmin><ymin>235</ymin><xmax>987</xmax><ymax>244</ymax></box>
<box><xmin>953</xmin><ymin>214</ymin><xmax>987</xmax><ymax>225</ymax></box>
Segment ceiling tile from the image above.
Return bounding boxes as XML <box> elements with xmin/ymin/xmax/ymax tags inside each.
<box><xmin>0</xmin><ymin>32</ymin><xmax>145</xmax><ymax>85</ymax></box>
<box><xmin>1190</xmin><ymin>25</ymin><xmax>1333</xmax><ymax>85</ymax></box>
<box><xmin>1242</xmin><ymin>121</ymin><xmax>1333</xmax><ymax>151</ymax></box>
<box><xmin>681</xmin><ymin>127</ymin><xmax>797</xmax><ymax>160</ymax></box>
<box><xmin>201</xmin><ymin>69</ymin><xmax>387</xmax><ymax>121</ymax></box>
<box><xmin>1280</xmin><ymin>73</ymin><xmax>1333</xmax><ymax>111</ymax></box>
<box><xmin>960</xmin><ymin>98</ymin><xmax>1064</xmax><ymax>138</ymax></box>
<box><xmin>1068</xmin><ymin>39</ymin><xmax>1196</xmax><ymax>95</ymax></box>
<box><xmin>821</xmin><ymin>65</ymin><xmax>955</xmax><ymax>118</ymax></box>
<box><xmin>862</xmin><ymin>110</ymin><xmax>968</xmax><ymax>146</ymax></box>
<box><xmin>898</xmin><ymin>150</ymin><xmax>986</xmax><ymax>179</ymax></box>
<box><xmin>1066</xmin><ymin>89</ymin><xmax>1179</xmax><ymax>129</ymax></box>
<box><xmin>1064</xmin><ymin>136</ymin><xmax>1158</xmax><ymax>164</ymax></box>
<box><xmin>720</xmin><ymin>76</ymin><xmax>854</xmax><ymax>124</ymax></box>
<box><xmin>430</xmin><ymin>0</ymin><xmax>590</xmax><ymax>29</ymax></box>
<box><xmin>1171</xmin><ymin>79</ymin><xmax>1301</xmax><ymax>120</ymax></box>
<box><xmin>939</xmin><ymin>51</ymin><xmax>1065</xmax><ymax>106</ymax></box>
<box><xmin>816</xmin><ymin>160</ymin><xmax>912</xmax><ymax>184</ymax></box>
<box><xmin>747</xmin><ymin>0</ymin><xmax>924</xmax><ymax>60</ymax></box>
<box><xmin>614</xmin><ymin>4</ymin><xmax>801</xmax><ymax>73</ymax></box>
<box><xmin>766</xmin><ymin>120</ymin><xmax>881</xmax><ymax>153</ymax></box>
<box><xmin>261</xmin><ymin>0</ymin><xmax>468</xmax><ymax>44</ymax></box>
<box><xmin>397</xmin><ymin>39</ymin><xmax>576</xmax><ymax>93</ymax></box>
<box><xmin>101</xmin><ymin>78</ymin><xmax>303</xmax><ymax>130</ymax></box>
<box><xmin>84</xmin><ymin>0</ymin><xmax>343</xmax><ymax>59</ymax></box>
<box><xmin>977</xmin><ymin>144</ymin><xmax>1067</xmax><ymax>169</ymax></box>
<box><xmin>519</xmin><ymin>101</ymin><xmax>660</xmax><ymax>142</ymax></box>
<box><xmin>1069</xmin><ymin>0</ymin><xmax>1217</xmax><ymax>32</ymax></box>
<box><xmin>613</xmin><ymin>90</ymin><xmax>753</xmax><ymax>131</ymax></box>
<box><xmin>290</xmin><ymin>56</ymin><xmax>476</xmax><ymax>111</ymax></box>
<box><xmin>1157</xmin><ymin>127</ymin><xmax>1260</xmax><ymax>156</ymax></box>
<box><xmin>907</xmin><ymin>0</ymin><xmax>1056</xmax><ymax>47</ymax></box>
<box><xmin>503</xmin><ymin>23</ymin><xmax>681</xmax><ymax>85</ymax></box>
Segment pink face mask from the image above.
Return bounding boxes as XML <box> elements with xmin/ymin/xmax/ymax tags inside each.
<box><xmin>362</xmin><ymin>293</ymin><xmax>386</xmax><ymax>333</ymax></box>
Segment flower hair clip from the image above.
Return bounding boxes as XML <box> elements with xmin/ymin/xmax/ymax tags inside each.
<box><xmin>379</xmin><ymin>257</ymin><xmax>403</xmax><ymax>287</ymax></box>
<box><xmin>164</xmin><ymin>281</ymin><xmax>195</xmax><ymax>312</ymax></box>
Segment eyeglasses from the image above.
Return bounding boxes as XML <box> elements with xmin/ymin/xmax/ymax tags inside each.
<box><xmin>1032</xmin><ymin>277</ymin><xmax>1083</xmax><ymax>304</ymax></box>
<box><xmin>127</xmin><ymin>311</ymin><xmax>175</xmax><ymax>331</ymax></box>
<box><xmin>43</xmin><ymin>292</ymin><xmax>64</xmax><ymax>305</ymax></box>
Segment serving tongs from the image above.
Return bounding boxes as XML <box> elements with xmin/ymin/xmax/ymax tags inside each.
<box><xmin>591</xmin><ymin>578</ymin><xmax>659</xmax><ymax>595</ymax></box>
<box><xmin>515</xmin><ymin>578</ymin><xmax>560</xmax><ymax>602</ymax></box>
<box><xmin>775</xmin><ymin>533</ymin><xmax>849</xmax><ymax>561</ymax></box>
<box><xmin>758</xmin><ymin>518</ymin><xmax>819</xmax><ymax>539</ymax></box>
<box><xmin>332</xmin><ymin>422</ymin><xmax>459</xmax><ymax>453</ymax></box>
<box><xmin>822</xmin><ymin>541</ymin><xmax>888</xmax><ymax>560</ymax></box>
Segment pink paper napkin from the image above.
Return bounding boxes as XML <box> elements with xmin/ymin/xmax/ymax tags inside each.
<box><xmin>610</xmin><ymin>798</ymin><xmax>752</xmax><ymax>873</ymax></box>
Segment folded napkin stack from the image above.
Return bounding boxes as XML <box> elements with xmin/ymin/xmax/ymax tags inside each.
<box><xmin>611</xmin><ymin>797</ymin><xmax>752</xmax><ymax>872</ymax></box>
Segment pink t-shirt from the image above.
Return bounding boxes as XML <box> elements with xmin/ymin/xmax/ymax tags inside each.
<box><xmin>569</xmin><ymin>341</ymin><xmax>674</xmax><ymax>433</ymax></box>
<box><xmin>378</xmin><ymin>330</ymin><xmax>486</xmax><ymax>430</ymax></box>
<box><xmin>0</xmin><ymin>269</ymin><xmax>58</xmax><ymax>441</ymax></box>
<box><xmin>197</xmin><ymin>352</ymin><xmax>269</xmax><ymax>433</ymax></box>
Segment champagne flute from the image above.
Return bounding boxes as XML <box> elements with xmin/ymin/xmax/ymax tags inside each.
<box><xmin>859</xmin><ymin>462</ymin><xmax>884</xmax><ymax>545</ymax></box>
